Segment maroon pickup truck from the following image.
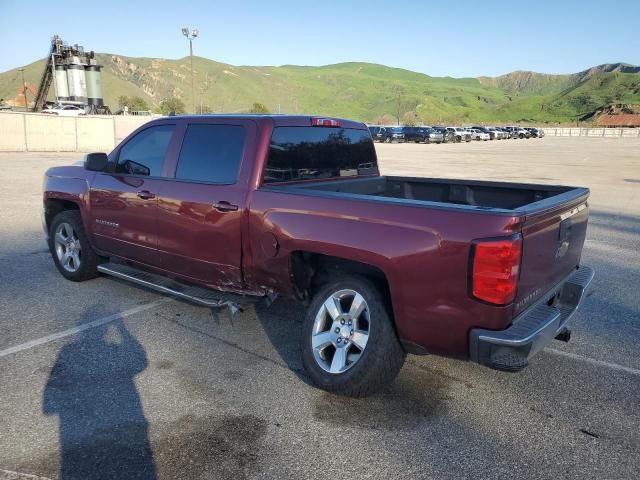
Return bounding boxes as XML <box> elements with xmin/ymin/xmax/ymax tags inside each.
<box><xmin>43</xmin><ymin>115</ymin><xmax>593</xmax><ymax>396</ymax></box>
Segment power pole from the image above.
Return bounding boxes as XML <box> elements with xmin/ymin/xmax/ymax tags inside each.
<box><xmin>18</xmin><ymin>68</ymin><xmax>28</xmax><ymax>111</ymax></box>
<box><xmin>181</xmin><ymin>27</ymin><xmax>199</xmax><ymax>114</ymax></box>
<box><xmin>189</xmin><ymin>38</ymin><xmax>194</xmax><ymax>113</ymax></box>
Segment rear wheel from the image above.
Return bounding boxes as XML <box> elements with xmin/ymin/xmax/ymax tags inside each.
<box><xmin>48</xmin><ymin>210</ymin><xmax>102</xmax><ymax>281</ymax></box>
<box><xmin>302</xmin><ymin>275</ymin><xmax>406</xmax><ymax>397</ymax></box>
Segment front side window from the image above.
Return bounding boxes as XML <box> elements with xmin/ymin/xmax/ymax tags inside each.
<box><xmin>117</xmin><ymin>125</ymin><xmax>175</xmax><ymax>176</ymax></box>
<box><xmin>175</xmin><ymin>124</ymin><xmax>245</xmax><ymax>184</ymax></box>
<box><xmin>265</xmin><ymin>126</ymin><xmax>377</xmax><ymax>184</ymax></box>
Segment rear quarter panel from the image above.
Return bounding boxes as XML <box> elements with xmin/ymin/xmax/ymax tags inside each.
<box><xmin>247</xmin><ymin>190</ymin><xmax>522</xmax><ymax>357</ymax></box>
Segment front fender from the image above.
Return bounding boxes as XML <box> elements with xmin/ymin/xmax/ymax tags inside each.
<box><xmin>43</xmin><ymin>170</ymin><xmax>92</xmax><ymax>236</ymax></box>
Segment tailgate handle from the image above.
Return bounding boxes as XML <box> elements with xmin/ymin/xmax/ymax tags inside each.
<box><xmin>559</xmin><ymin>218</ymin><xmax>573</xmax><ymax>241</ymax></box>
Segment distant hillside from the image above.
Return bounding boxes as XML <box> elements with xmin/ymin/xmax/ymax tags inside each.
<box><xmin>478</xmin><ymin>63</ymin><xmax>640</xmax><ymax>95</ymax></box>
<box><xmin>1</xmin><ymin>56</ymin><xmax>638</xmax><ymax>125</ymax></box>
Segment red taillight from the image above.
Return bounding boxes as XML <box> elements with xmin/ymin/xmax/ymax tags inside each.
<box><xmin>311</xmin><ymin>117</ymin><xmax>341</xmax><ymax>127</ymax></box>
<box><xmin>471</xmin><ymin>235</ymin><xmax>522</xmax><ymax>305</ymax></box>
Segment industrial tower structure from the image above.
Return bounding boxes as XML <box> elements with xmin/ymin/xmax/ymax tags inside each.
<box><xmin>33</xmin><ymin>35</ymin><xmax>110</xmax><ymax>114</ymax></box>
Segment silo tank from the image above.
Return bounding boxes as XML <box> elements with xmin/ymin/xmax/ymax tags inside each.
<box><xmin>66</xmin><ymin>57</ymin><xmax>87</xmax><ymax>103</ymax></box>
<box><xmin>54</xmin><ymin>65</ymin><xmax>69</xmax><ymax>101</ymax></box>
<box><xmin>85</xmin><ymin>65</ymin><xmax>104</xmax><ymax>107</ymax></box>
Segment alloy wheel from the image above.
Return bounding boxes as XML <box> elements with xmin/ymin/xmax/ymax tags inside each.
<box><xmin>54</xmin><ymin>222</ymin><xmax>82</xmax><ymax>272</ymax></box>
<box><xmin>311</xmin><ymin>289</ymin><xmax>370</xmax><ymax>374</ymax></box>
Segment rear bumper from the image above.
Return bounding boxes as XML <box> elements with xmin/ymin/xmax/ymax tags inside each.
<box><xmin>469</xmin><ymin>265</ymin><xmax>594</xmax><ymax>372</ymax></box>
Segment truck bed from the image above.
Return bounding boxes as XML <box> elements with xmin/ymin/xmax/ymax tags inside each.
<box><xmin>262</xmin><ymin>174</ymin><xmax>590</xmax><ymax>323</ymax></box>
<box><xmin>266</xmin><ymin>176</ymin><xmax>588</xmax><ymax>214</ymax></box>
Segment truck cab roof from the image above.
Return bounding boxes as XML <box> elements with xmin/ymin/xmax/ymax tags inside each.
<box><xmin>154</xmin><ymin>114</ymin><xmax>368</xmax><ymax>130</ymax></box>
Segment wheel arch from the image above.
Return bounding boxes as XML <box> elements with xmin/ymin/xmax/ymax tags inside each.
<box><xmin>44</xmin><ymin>198</ymin><xmax>81</xmax><ymax>232</ymax></box>
<box><xmin>289</xmin><ymin>251</ymin><xmax>393</xmax><ymax>318</ymax></box>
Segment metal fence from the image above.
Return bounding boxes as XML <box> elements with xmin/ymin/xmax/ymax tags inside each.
<box><xmin>541</xmin><ymin>128</ymin><xmax>640</xmax><ymax>138</ymax></box>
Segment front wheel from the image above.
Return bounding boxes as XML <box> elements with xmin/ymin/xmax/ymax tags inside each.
<box><xmin>48</xmin><ymin>210</ymin><xmax>102</xmax><ymax>281</ymax></box>
<box><xmin>302</xmin><ymin>275</ymin><xmax>406</xmax><ymax>397</ymax></box>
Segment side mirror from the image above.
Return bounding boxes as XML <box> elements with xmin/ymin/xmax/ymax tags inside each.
<box><xmin>84</xmin><ymin>152</ymin><xmax>109</xmax><ymax>172</ymax></box>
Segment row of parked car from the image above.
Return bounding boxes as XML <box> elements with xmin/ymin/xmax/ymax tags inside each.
<box><xmin>368</xmin><ymin>125</ymin><xmax>544</xmax><ymax>143</ymax></box>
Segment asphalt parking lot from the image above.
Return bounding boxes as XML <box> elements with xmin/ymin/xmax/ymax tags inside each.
<box><xmin>0</xmin><ymin>137</ymin><xmax>638</xmax><ymax>479</ymax></box>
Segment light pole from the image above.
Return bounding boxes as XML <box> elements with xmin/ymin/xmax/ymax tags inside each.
<box><xmin>18</xmin><ymin>68</ymin><xmax>28</xmax><ymax>111</ymax></box>
<box><xmin>181</xmin><ymin>27</ymin><xmax>199</xmax><ymax>114</ymax></box>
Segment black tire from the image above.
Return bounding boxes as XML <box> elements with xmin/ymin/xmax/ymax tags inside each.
<box><xmin>48</xmin><ymin>210</ymin><xmax>102</xmax><ymax>281</ymax></box>
<box><xmin>301</xmin><ymin>275</ymin><xmax>406</xmax><ymax>397</ymax></box>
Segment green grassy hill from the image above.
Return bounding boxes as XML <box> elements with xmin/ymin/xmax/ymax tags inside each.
<box><xmin>1</xmin><ymin>54</ymin><xmax>638</xmax><ymax>125</ymax></box>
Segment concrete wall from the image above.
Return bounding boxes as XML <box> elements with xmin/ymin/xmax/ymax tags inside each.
<box><xmin>77</xmin><ymin>116</ymin><xmax>116</xmax><ymax>152</ymax></box>
<box><xmin>542</xmin><ymin>127</ymin><xmax>640</xmax><ymax>137</ymax></box>
<box><xmin>0</xmin><ymin>112</ymin><xmax>157</xmax><ymax>152</ymax></box>
<box><xmin>2</xmin><ymin>112</ymin><xmax>639</xmax><ymax>151</ymax></box>
<box><xmin>24</xmin><ymin>115</ymin><xmax>76</xmax><ymax>151</ymax></box>
<box><xmin>0</xmin><ymin>113</ymin><xmax>26</xmax><ymax>151</ymax></box>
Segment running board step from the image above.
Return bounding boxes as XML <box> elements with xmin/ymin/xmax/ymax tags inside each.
<box><xmin>97</xmin><ymin>262</ymin><xmax>263</xmax><ymax>310</ymax></box>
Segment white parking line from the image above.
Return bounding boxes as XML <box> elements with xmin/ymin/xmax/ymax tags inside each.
<box><xmin>545</xmin><ymin>347</ymin><xmax>640</xmax><ymax>377</ymax></box>
<box><xmin>2</xmin><ymin>297</ymin><xmax>639</xmax><ymax>379</ymax></box>
<box><xmin>0</xmin><ymin>468</ymin><xmax>52</xmax><ymax>480</ymax></box>
<box><xmin>0</xmin><ymin>298</ymin><xmax>172</xmax><ymax>359</ymax></box>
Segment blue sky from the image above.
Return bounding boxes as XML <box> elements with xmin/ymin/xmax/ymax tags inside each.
<box><xmin>0</xmin><ymin>0</ymin><xmax>638</xmax><ymax>76</ymax></box>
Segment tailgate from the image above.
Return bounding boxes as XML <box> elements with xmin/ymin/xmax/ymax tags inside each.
<box><xmin>514</xmin><ymin>191</ymin><xmax>590</xmax><ymax>315</ymax></box>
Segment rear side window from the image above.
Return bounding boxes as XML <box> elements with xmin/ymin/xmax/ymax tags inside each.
<box><xmin>176</xmin><ymin>124</ymin><xmax>245</xmax><ymax>184</ymax></box>
<box><xmin>118</xmin><ymin>125</ymin><xmax>175</xmax><ymax>176</ymax></box>
<box><xmin>265</xmin><ymin>127</ymin><xmax>377</xmax><ymax>184</ymax></box>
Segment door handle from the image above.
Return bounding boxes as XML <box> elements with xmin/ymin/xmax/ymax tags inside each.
<box><xmin>136</xmin><ymin>190</ymin><xmax>155</xmax><ymax>200</ymax></box>
<box><xmin>213</xmin><ymin>201</ymin><xmax>239</xmax><ymax>212</ymax></box>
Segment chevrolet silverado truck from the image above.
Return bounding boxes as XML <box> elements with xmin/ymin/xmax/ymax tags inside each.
<box><xmin>43</xmin><ymin>115</ymin><xmax>593</xmax><ymax>397</ymax></box>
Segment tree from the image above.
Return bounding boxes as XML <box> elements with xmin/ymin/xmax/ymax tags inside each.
<box><xmin>117</xmin><ymin>95</ymin><xmax>150</xmax><ymax>112</ymax></box>
<box><xmin>159</xmin><ymin>97</ymin><xmax>186</xmax><ymax>115</ymax></box>
<box><xmin>372</xmin><ymin>114</ymin><xmax>395</xmax><ymax>125</ymax></box>
<box><xmin>249</xmin><ymin>102</ymin><xmax>269</xmax><ymax>113</ymax></box>
<box><xmin>401</xmin><ymin>111</ymin><xmax>418</xmax><ymax>126</ymax></box>
<box><xmin>389</xmin><ymin>86</ymin><xmax>418</xmax><ymax>126</ymax></box>
<box><xmin>392</xmin><ymin>86</ymin><xmax>405</xmax><ymax>125</ymax></box>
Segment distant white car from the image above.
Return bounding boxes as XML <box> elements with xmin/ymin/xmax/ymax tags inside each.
<box><xmin>487</xmin><ymin>127</ymin><xmax>507</xmax><ymax>140</ymax></box>
<box><xmin>467</xmin><ymin>129</ymin><xmax>490</xmax><ymax>141</ymax></box>
<box><xmin>43</xmin><ymin>105</ymin><xmax>86</xmax><ymax>117</ymax></box>
<box><xmin>446</xmin><ymin>127</ymin><xmax>472</xmax><ymax>142</ymax></box>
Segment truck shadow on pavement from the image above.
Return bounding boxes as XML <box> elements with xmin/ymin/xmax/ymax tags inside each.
<box><xmin>254</xmin><ymin>299</ymin><xmax>457</xmax><ymax>429</ymax></box>
<box><xmin>43</xmin><ymin>305</ymin><xmax>157</xmax><ymax>480</ymax></box>
<box><xmin>253</xmin><ymin>299</ymin><xmax>313</xmax><ymax>386</ymax></box>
